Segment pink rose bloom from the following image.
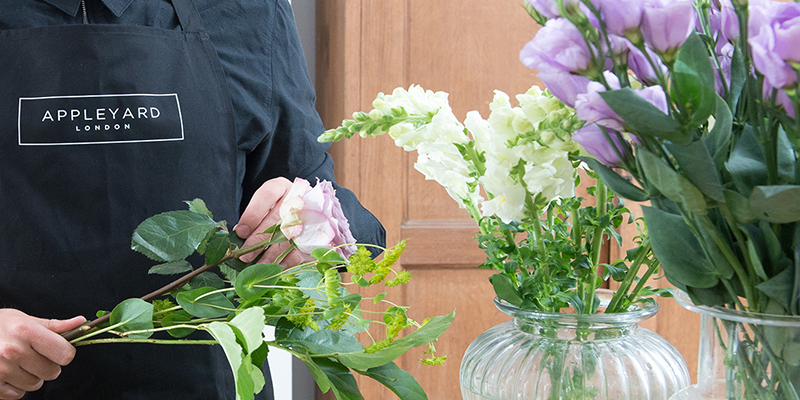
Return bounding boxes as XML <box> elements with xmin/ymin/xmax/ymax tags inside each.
<box><xmin>279</xmin><ymin>178</ymin><xmax>357</xmax><ymax>258</ymax></box>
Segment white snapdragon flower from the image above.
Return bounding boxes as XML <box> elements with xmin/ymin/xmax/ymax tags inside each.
<box><xmin>519</xmin><ymin>145</ymin><xmax>576</xmax><ymax>202</ymax></box>
<box><xmin>414</xmin><ymin>141</ymin><xmax>482</xmax><ymax>208</ymax></box>
<box><xmin>487</xmin><ymin>90</ymin><xmax>522</xmax><ymax>142</ymax></box>
<box><xmin>516</xmin><ymin>86</ymin><xmax>564</xmax><ymax>128</ymax></box>
<box><xmin>479</xmin><ymin>169</ymin><xmax>527</xmax><ymax>223</ymax></box>
<box><xmin>373</xmin><ymin>85</ymin><xmax>452</xmax><ymax>117</ymax></box>
<box><xmin>464</xmin><ymin>110</ymin><xmax>494</xmax><ymax>154</ymax></box>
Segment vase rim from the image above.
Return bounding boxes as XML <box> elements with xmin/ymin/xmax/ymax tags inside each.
<box><xmin>674</xmin><ymin>290</ymin><xmax>800</xmax><ymax>327</ymax></box>
<box><xmin>493</xmin><ymin>289</ymin><xmax>659</xmax><ymax>324</ymax></box>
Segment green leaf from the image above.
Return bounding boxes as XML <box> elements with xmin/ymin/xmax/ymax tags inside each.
<box><xmin>777</xmin><ymin>127</ymin><xmax>797</xmax><ymax>183</ymax></box>
<box><xmin>207</xmin><ymin>322</ymin><xmax>247</xmax><ymax>400</ymax></box>
<box><xmin>666</xmin><ymin>140</ymin><xmax>725</xmax><ymax>203</ymax></box>
<box><xmin>131</xmin><ymin>210</ymin><xmax>219</xmax><ymax>262</ymax></box>
<box><xmin>185</xmin><ymin>198</ymin><xmax>214</xmax><ymax>218</ymax></box>
<box><xmin>276</xmin><ymin>320</ymin><xmax>364</xmax><ymax>355</ymax></box>
<box><xmin>230</xmin><ymin>307</ymin><xmax>266</xmax><ymax>354</ymax></box>
<box><xmin>148</xmin><ymin>260</ymin><xmax>193</xmax><ymax>275</ymax></box>
<box><xmin>600</xmin><ymin>88</ymin><xmax>685</xmax><ymax>144</ymax></box>
<box><xmin>302</xmin><ymin>356</ymin><xmax>332</xmax><ymax>393</ymax></box>
<box><xmin>109</xmin><ymin>298</ymin><xmax>154</xmax><ymax>339</ymax></box>
<box><xmin>672</xmin><ymin>33</ymin><xmax>716</xmax><ymax>127</ymax></box>
<box><xmin>373</xmin><ymin>292</ymin><xmax>387</xmax><ymax>304</ymax></box>
<box><xmin>234</xmin><ymin>263</ymin><xmax>282</xmax><ymax>301</ymax></box>
<box><xmin>337</xmin><ymin>311</ymin><xmax>455</xmax><ymax>370</ymax></box>
<box><xmin>315</xmin><ymin>358</ymin><xmax>365</xmax><ymax>400</ymax></box>
<box><xmin>312</xmin><ymin>248</ymin><xmax>347</xmax><ymax>265</ymax></box>
<box><xmin>723</xmin><ymin>189</ymin><xmax>757</xmax><ymax>224</ymax></box>
<box><xmin>756</xmin><ymin>268</ymin><xmax>795</xmax><ymax>312</ymax></box>
<box><xmin>638</xmin><ymin>147</ymin><xmax>707</xmax><ymax>214</ymax></box>
<box><xmin>727</xmin><ymin>43</ymin><xmax>747</xmax><ymax>109</ymax></box>
<box><xmin>161</xmin><ymin>311</ymin><xmax>194</xmax><ymax>338</ymax></box>
<box><xmin>577</xmin><ymin>156</ymin><xmax>648</xmax><ymax>202</ymax></box>
<box><xmin>489</xmin><ymin>273</ymin><xmax>523</xmax><ymax>306</ymax></box>
<box><xmin>705</xmin><ymin>94</ymin><xmax>733</xmax><ymax>170</ymax></box>
<box><xmin>176</xmin><ymin>287</ymin><xmax>234</xmax><ymax>318</ymax></box>
<box><xmin>726</xmin><ymin>126</ymin><xmax>767</xmax><ymax>198</ymax></box>
<box><xmin>750</xmin><ymin>185</ymin><xmax>800</xmax><ymax>223</ymax></box>
<box><xmin>190</xmin><ymin>272</ymin><xmax>225</xmax><ymax>290</ymax></box>
<box><xmin>352</xmin><ymin>274</ymin><xmax>370</xmax><ymax>287</ymax></box>
<box><xmin>793</xmin><ymin>223</ymin><xmax>800</xmax><ymax>315</ymax></box>
<box><xmin>359</xmin><ymin>362</ymin><xmax>428</xmax><ymax>400</ymax></box>
<box><xmin>641</xmin><ymin>206</ymin><xmax>720</xmax><ymax>288</ymax></box>
<box><xmin>205</xmin><ymin>230</ymin><xmax>231</xmax><ymax>266</ymax></box>
<box><xmin>740</xmin><ymin>228</ymin><xmax>769</xmax><ymax>281</ymax></box>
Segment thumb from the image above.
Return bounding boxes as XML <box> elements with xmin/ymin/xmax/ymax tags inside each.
<box><xmin>35</xmin><ymin>316</ymin><xmax>87</xmax><ymax>334</ymax></box>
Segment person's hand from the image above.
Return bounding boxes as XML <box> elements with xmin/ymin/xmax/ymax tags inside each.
<box><xmin>235</xmin><ymin>177</ymin><xmax>306</xmax><ymax>269</ymax></box>
<box><xmin>0</xmin><ymin>309</ymin><xmax>86</xmax><ymax>400</ymax></box>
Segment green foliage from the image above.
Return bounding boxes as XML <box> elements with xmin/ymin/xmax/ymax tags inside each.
<box><xmin>131</xmin><ymin>210</ymin><xmax>219</xmax><ymax>262</ymax></box>
<box><xmin>70</xmin><ymin>201</ymin><xmax>452</xmax><ymax>400</ymax></box>
<box><xmin>479</xmin><ymin>180</ymin><xmax>660</xmax><ymax>314</ymax></box>
<box><xmin>109</xmin><ymin>299</ymin><xmax>154</xmax><ymax>339</ymax></box>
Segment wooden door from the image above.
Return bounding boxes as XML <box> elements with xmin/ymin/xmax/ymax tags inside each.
<box><xmin>314</xmin><ymin>1</ymin><xmax>701</xmax><ymax>398</ymax></box>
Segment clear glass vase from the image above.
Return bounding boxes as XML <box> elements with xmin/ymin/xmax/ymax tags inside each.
<box><xmin>460</xmin><ymin>290</ymin><xmax>690</xmax><ymax>400</ymax></box>
<box><xmin>670</xmin><ymin>291</ymin><xmax>800</xmax><ymax>400</ymax></box>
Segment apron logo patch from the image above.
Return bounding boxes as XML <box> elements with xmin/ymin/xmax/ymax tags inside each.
<box><xmin>18</xmin><ymin>94</ymin><xmax>184</xmax><ymax>146</ymax></box>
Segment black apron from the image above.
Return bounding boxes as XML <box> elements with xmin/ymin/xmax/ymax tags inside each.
<box><xmin>0</xmin><ymin>1</ymin><xmax>271</xmax><ymax>398</ymax></box>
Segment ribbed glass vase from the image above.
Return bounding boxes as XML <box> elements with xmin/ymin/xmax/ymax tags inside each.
<box><xmin>460</xmin><ymin>290</ymin><xmax>690</xmax><ymax>400</ymax></box>
<box><xmin>670</xmin><ymin>290</ymin><xmax>800</xmax><ymax>400</ymax></box>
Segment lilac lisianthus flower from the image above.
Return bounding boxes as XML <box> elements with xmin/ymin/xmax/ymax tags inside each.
<box><xmin>537</xmin><ymin>71</ymin><xmax>591</xmax><ymax>108</ymax></box>
<box><xmin>520</xmin><ymin>17</ymin><xmax>594</xmax><ymax>74</ymax></box>
<box><xmin>280</xmin><ymin>178</ymin><xmax>357</xmax><ymax>258</ymax></box>
<box><xmin>763</xmin><ymin>81</ymin><xmax>797</xmax><ymax>119</ymax></box>
<box><xmin>575</xmin><ymin>71</ymin><xmax>624</xmax><ymax>131</ymax></box>
<box><xmin>641</xmin><ymin>0</ymin><xmax>697</xmax><ymax>56</ymax></box>
<box><xmin>572</xmin><ymin>123</ymin><xmax>632</xmax><ymax>167</ymax></box>
<box><xmin>635</xmin><ymin>84</ymin><xmax>670</xmax><ymax>115</ymax></box>
<box><xmin>593</xmin><ymin>0</ymin><xmax>645</xmax><ymax>37</ymax></box>
<box><xmin>749</xmin><ymin>1</ymin><xmax>800</xmax><ymax>89</ymax></box>
<box><xmin>627</xmin><ymin>42</ymin><xmax>668</xmax><ymax>85</ymax></box>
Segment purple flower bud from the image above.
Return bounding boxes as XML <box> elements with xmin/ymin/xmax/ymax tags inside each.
<box><xmin>594</xmin><ymin>0</ymin><xmax>645</xmax><ymax>36</ymax></box>
<box><xmin>715</xmin><ymin>42</ymin><xmax>734</xmax><ymax>95</ymax></box>
<box><xmin>763</xmin><ymin>81</ymin><xmax>797</xmax><ymax>119</ymax></box>
<box><xmin>527</xmin><ymin>0</ymin><xmax>583</xmax><ymax>19</ymax></box>
<box><xmin>572</xmin><ymin>123</ymin><xmax>631</xmax><ymax>167</ymax></box>
<box><xmin>634</xmin><ymin>84</ymin><xmax>669</xmax><ymax>115</ymax></box>
<box><xmin>719</xmin><ymin>0</ymin><xmax>740</xmax><ymax>44</ymax></box>
<box><xmin>627</xmin><ymin>42</ymin><xmax>667</xmax><ymax>85</ymax></box>
<box><xmin>575</xmin><ymin>72</ymin><xmax>624</xmax><ymax>131</ymax></box>
<box><xmin>537</xmin><ymin>71</ymin><xmax>591</xmax><ymax>108</ymax></box>
<box><xmin>641</xmin><ymin>0</ymin><xmax>697</xmax><ymax>55</ymax></box>
<box><xmin>520</xmin><ymin>17</ymin><xmax>593</xmax><ymax>74</ymax></box>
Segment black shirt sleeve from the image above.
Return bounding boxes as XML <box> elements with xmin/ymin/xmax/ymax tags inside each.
<box><xmin>197</xmin><ymin>0</ymin><xmax>386</xmax><ymax>251</ymax></box>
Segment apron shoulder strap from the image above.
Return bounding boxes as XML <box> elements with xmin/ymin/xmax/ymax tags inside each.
<box><xmin>171</xmin><ymin>0</ymin><xmax>204</xmax><ymax>33</ymax></box>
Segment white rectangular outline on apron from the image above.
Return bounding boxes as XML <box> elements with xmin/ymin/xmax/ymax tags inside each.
<box><xmin>17</xmin><ymin>93</ymin><xmax>185</xmax><ymax>146</ymax></box>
